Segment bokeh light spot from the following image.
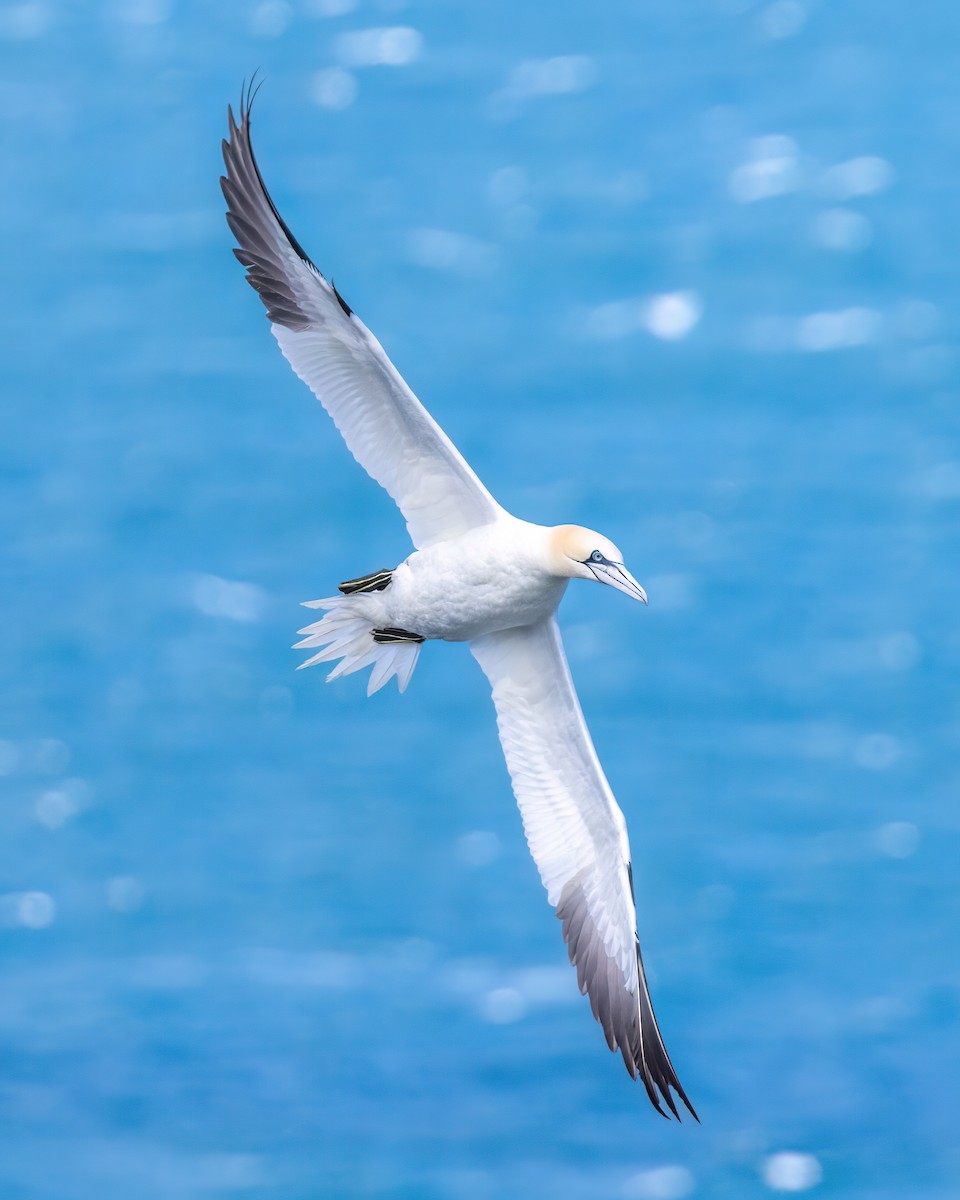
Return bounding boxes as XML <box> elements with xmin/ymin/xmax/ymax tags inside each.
<box><xmin>481</xmin><ymin>987</ymin><xmax>525</xmax><ymax>1024</ymax></box>
<box><xmin>645</xmin><ymin>292</ymin><xmax>703</xmax><ymax>341</ymax></box>
<box><xmin>623</xmin><ymin>1164</ymin><xmax>696</xmax><ymax>1199</ymax></box>
<box><xmin>874</xmin><ymin>821</ymin><xmax>920</xmax><ymax>859</ymax></box>
<box><xmin>457</xmin><ymin>830</ymin><xmax>501</xmax><ymax>867</ymax></box>
<box><xmin>251</xmin><ymin>0</ymin><xmax>292</xmax><ymax>37</ymax></box>
<box><xmin>761</xmin><ymin>1</ymin><xmax>806</xmax><ymax>39</ymax></box>
<box><xmin>310</xmin><ymin>67</ymin><xmax>357</xmax><ymax>110</ymax></box>
<box><xmin>1</xmin><ymin>891</ymin><xmax>57</xmax><ymax>930</ymax></box>
<box><xmin>762</xmin><ymin>1152</ymin><xmax>823</xmax><ymax>1192</ymax></box>
<box><xmin>337</xmin><ymin>26</ymin><xmax>422</xmax><ymax>67</ymax></box>
<box><xmin>853</xmin><ymin>733</ymin><xmax>901</xmax><ymax>770</ymax></box>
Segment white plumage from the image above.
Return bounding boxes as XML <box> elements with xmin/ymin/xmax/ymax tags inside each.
<box><xmin>221</xmin><ymin>83</ymin><xmax>696</xmax><ymax>1120</ymax></box>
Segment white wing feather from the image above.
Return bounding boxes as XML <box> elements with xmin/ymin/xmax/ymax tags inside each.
<box><xmin>470</xmin><ymin>618</ymin><xmax>696</xmax><ymax>1119</ymax></box>
<box><xmin>221</xmin><ymin>94</ymin><xmax>502</xmax><ymax>550</ymax></box>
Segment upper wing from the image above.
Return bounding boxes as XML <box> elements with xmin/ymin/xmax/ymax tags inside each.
<box><xmin>220</xmin><ymin>86</ymin><xmax>503</xmax><ymax>550</ymax></box>
<box><xmin>470</xmin><ymin>618</ymin><xmax>696</xmax><ymax>1120</ymax></box>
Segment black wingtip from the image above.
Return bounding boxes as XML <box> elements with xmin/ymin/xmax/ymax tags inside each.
<box><xmin>678</xmin><ymin>1081</ymin><xmax>700</xmax><ymax>1123</ymax></box>
<box><xmin>662</xmin><ymin>1079</ymin><xmax>699</xmax><ymax>1124</ymax></box>
<box><xmin>222</xmin><ymin>78</ymin><xmax>319</xmax><ymax>276</ymax></box>
<box><xmin>331</xmin><ymin>279</ymin><xmax>354</xmax><ymax>317</ymax></box>
<box><xmin>556</xmin><ymin>873</ymin><xmax>698</xmax><ymax>1123</ymax></box>
<box><xmin>238</xmin><ymin>69</ymin><xmax>265</xmax><ymax>122</ymax></box>
<box><xmin>639</xmin><ymin>1072</ymin><xmax>698</xmax><ymax>1123</ymax></box>
<box><xmin>644</xmin><ymin>1084</ymin><xmax>670</xmax><ymax>1120</ymax></box>
<box><xmin>633</xmin><ymin>938</ymin><xmax>699</xmax><ymax>1122</ymax></box>
<box><xmin>246</xmin><ymin>68</ymin><xmax>265</xmax><ymax>118</ymax></box>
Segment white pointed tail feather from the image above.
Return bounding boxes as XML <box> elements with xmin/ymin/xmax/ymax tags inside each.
<box><xmin>326</xmin><ymin>640</ymin><xmax>379</xmax><ymax>681</ymax></box>
<box><xmin>294</xmin><ymin>596</ymin><xmax>421</xmax><ymax>694</ymax></box>
<box><xmin>395</xmin><ymin>647</ymin><xmax>419</xmax><ymax>693</ymax></box>
<box><xmin>367</xmin><ymin>651</ymin><xmax>396</xmax><ymax>696</ymax></box>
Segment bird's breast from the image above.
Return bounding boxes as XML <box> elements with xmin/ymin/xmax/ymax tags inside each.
<box><xmin>386</xmin><ymin>526</ymin><xmax>566</xmax><ymax>642</ymax></box>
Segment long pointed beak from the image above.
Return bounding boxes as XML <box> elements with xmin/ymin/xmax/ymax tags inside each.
<box><xmin>594</xmin><ymin>562</ymin><xmax>648</xmax><ymax>604</ymax></box>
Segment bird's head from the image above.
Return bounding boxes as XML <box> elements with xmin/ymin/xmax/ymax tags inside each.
<box><xmin>549</xmin><ymin>525</ymin><xmax>648</xmax><ymax>604</ymax></box>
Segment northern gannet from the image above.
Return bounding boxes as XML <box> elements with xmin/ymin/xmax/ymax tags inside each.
<box><xmin>221</xmin><ymin>85</ymin><xmax>697</xmax><ymax>1121</ymax></box>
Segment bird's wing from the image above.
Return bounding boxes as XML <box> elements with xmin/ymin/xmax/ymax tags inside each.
<box><xmin>220</xmin><ymin>87</ymin><xmax>502</xmax><ymax>550</ymax></box>
<box><xmin>470</xmin><ymin>617</ymin><xmax>696</xmax><ymax>1120</ymax></box>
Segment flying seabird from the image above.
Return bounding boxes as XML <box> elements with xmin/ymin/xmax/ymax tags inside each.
<box><xmin>221</xmin><ymin>84</ymin><xmax>697</xmax><ymax>1121</ymax></box>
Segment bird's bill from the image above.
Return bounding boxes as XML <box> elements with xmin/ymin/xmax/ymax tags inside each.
<box><xmin>594</xmin><ymin>562</ymin><xmax>648</xmax><ymax>604</ymax></box>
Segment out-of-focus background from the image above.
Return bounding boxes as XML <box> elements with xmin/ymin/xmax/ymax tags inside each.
<box><xmin>2</xmin><ymin>1</ymin><xmax>958</xmax><ymax>1196</ymax></box>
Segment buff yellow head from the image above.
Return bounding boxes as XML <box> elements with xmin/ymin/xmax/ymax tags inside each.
<box><xmin>548</xmin><ymin>525</ymin><xmax>648</xmax><ymax>603</ymax></box>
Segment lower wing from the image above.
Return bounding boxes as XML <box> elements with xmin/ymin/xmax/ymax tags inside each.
<box><xmin>470</xmin><ymin>618</ymin><xmax>696</xmax><ymax>1120</ymax></box>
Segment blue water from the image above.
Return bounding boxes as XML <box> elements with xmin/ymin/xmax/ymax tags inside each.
<box><xmin>2</xmin><ymin>2</ymin><xmax>958</xmax><ymax>1196</ymax></box>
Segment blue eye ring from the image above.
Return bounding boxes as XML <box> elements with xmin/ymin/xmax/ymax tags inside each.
<box><xmin>590</xmin><ymin>550</ymin><xmax>603</xmax><ymax>563</ymax></box>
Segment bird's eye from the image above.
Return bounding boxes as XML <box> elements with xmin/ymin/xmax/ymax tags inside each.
<box><xmin>590</xmin><ymin>550</ymin><xmax>603</xmax><ymax>563</ymax></box>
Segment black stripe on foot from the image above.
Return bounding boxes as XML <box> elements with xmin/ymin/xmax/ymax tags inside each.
<box><xmin>372</xmin><ymin>627</ymin><xmax>425</xmax><ymax>645</ymax></box>
<box><xmin>339</xmin><ymin>569</ymin><xmax>392</xmax><ymax>595</ymax></box>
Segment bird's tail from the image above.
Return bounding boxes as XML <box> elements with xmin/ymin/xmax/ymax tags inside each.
<box><xmin>294</xmin><ymin>597</ymin><xmax>422</xmax><ymax>695</ymax></box>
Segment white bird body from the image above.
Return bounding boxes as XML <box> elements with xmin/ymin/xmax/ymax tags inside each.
<box><xmin>354</xmin><ymin>518</ymin><xmax>568</xmax><ymax>642</ymax></box>
<box><xmin>221</xmin><ymin>83</ymin><xmax>697</xmax><ymax>1121</ymax></box>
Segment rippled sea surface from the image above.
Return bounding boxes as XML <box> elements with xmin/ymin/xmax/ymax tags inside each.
<box><xmin>2</xmin><ymin>2</ymin><xmax>959</xmax><ymax>1197</ymax></box>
